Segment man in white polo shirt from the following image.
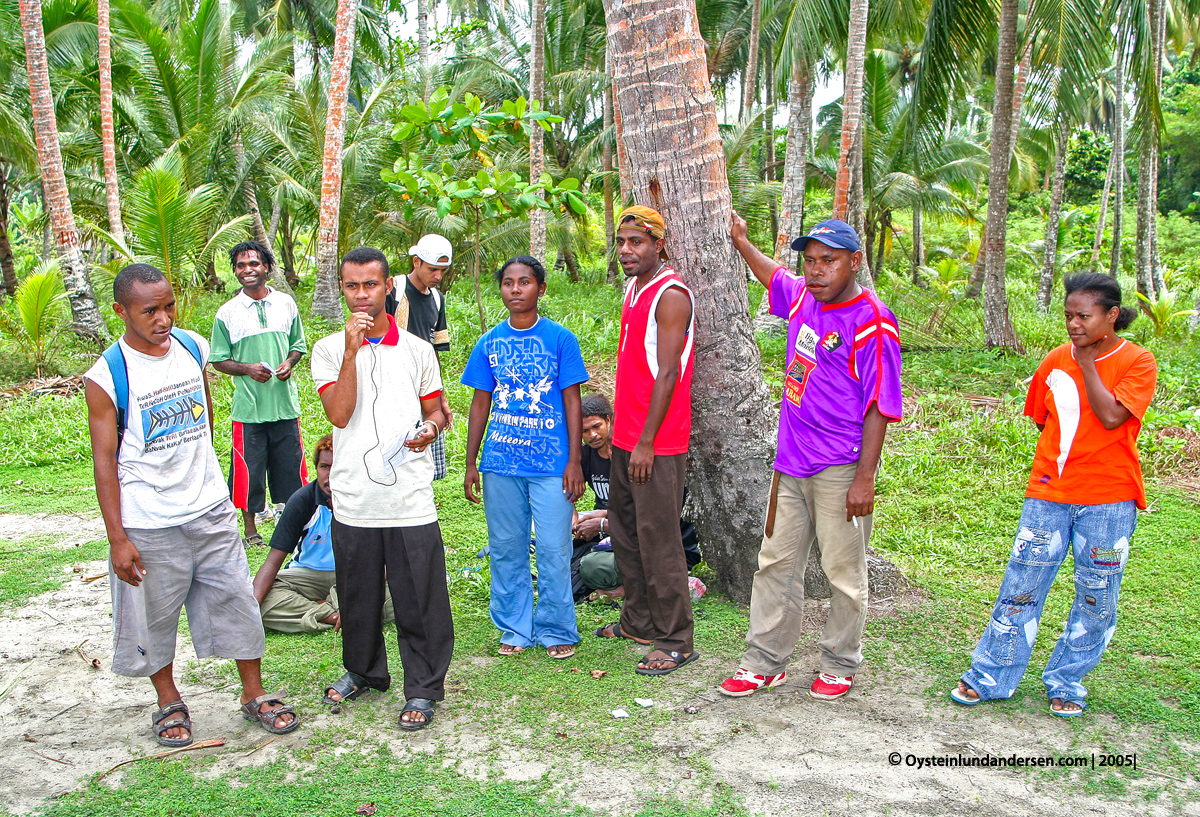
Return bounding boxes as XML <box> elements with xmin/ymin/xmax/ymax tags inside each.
<box><xmin>310</xmin><ymin>247</ymin><xmax>451</xmax><ymax>731</ymax></box>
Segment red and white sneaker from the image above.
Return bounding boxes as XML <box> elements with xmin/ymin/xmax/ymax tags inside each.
<box><xmin>809</xmin><ymin>673</ymin><xmax>853</xmax><ymax>700</ymax></box>
<box><xmin>719</xmin><ymin>667</ymin><xmax>788</xmax><ymax>697</ymax></box>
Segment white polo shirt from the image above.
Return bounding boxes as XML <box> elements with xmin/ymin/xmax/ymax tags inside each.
<box><xmin>310</xmin><ymin>314</ymin><xmax>443</xmax><ymax>528</ymax></box>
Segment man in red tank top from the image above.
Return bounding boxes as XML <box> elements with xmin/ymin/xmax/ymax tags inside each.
<box><xmin>594</xmin><ymin>206</ymin><xmax>699</xmax><ymax>675</ymax></box>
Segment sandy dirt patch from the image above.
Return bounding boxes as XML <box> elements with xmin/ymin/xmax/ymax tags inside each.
<box><xmin>0</xmin><ymin>513</ymin><xmax>106</xmax><ymax>544</ymax></box>
<box><xmin>0</xmin><ymin>517</ymin><xmax>1193</xmax><ymax>815</ymax></box>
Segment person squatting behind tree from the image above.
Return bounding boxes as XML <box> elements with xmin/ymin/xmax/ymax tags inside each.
<box><xmin>209</xmin><ymin>240</ymin><xmax>308</xmax><ymax>547</ymax></box>
<box><xmin>251</xmin><ymin>433</ymin><xmax>396</xmax><ymax>635</ymax></box>
<box><xmin>84</xmin><ymin>263</ymin><xmax>299</xmax><ymax>749</ymax></box>
<box><xmin>570</xmin><ymin>393</ymin><xmax>702</xmax><ymax>603</ymax></box>
<box><xmin>463</xmin><ymin>255</ymin><xmax>589</xmax><ymax>660</ymax></box>
<box><xmin>593</xmin><ymin>206</ymin><xmax>699</xmax><ymax>676</ymax></box>
<box><xmin>952</xmin><ymin>273</ymin><xmax>1156</xmax><ymax>718</ymax></box>
<box><xmin>389</xmin><ymin>233</ymin><xmax>455</xmax><ymax>482</ymax></box>
<box><xmin>723</xmin><ymin>212</ymin><xmax>903</xmax><ymax>701</ymax></box>
<box><xmin>310</xmin><ymin>246</ymin><xmax>451</xmax><ymax>730</ymax></box>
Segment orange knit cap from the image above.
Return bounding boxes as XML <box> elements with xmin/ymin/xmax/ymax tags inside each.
<box><xmin>617</xmin><ymin>206</ymin><xmax>666</xmax><ymax>240</ymax></box>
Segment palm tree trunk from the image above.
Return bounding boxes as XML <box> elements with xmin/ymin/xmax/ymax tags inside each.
<box><xmin>1038</xmin><ymin>121</ymin><xmax>1069</xmax><ymax>307</ymax></box>
<box><xmin>763</xmin><ymin>41</ymin><xmax>778</xmax><ymax>242</ymax></box>
<box><xmin>98</xmin><ymin>0</ymin><xmax>124</xmax><ymax>245</ymax></box>
<box><xmin>603</xmin><ymin>0</ymin><xmax>778</xmax><ymax>604</ymax></box>
<box><xmin>1109</xmin><ymin>55</ymin><xmax>1125</xmax><ymax>278</ymax></box>
<box><xmin>19</xmin><ymin>0</ymin><xmax>107</xmax><ymax>344</ymax></box>
<box><xmin>981</xmin><ymin>0</ymin><xmax>1023</xmax><ymax>351</ymax></box>
<box><xmin>911</xmin><ymin>201</ymin><xmax>925</xmax><ymax>285</ymax></box>
<box><xmin>1089</xmin><ymin>139</ymin><xmax>1115</xmax><ymax>270</ymax></box>
<box><xmin>312</xmin><ymin>0</ymin><xmax>361</xmax><ymax>324</ymax></box>
<box><xmin>603</xmin><ymin>55</ymin><xmax>619</xmax><ymax>285</ymax></box>
<box><xmin>267</xmin><ymin>196</ymin><xmax>283</xmax><ymax>247</ymax></box>
<box><xmin>741</xmin><ymin>0</ymin><xmax>763</xmax><ymax>118</ymax></box>
<box><xmin>970</xmin><ymin>27</ymin><xmax>1034</xmax><ymax>296</ymax></box>
<box><xmin>775</xmin><ymin>59</ymin><xmax>813</xmax><ymax>265</ymax></box>
<box><xmin>0</xmin><ymin>164</ymin><xmax>17</xmax><ymax>297</ymax></box>
<box><xmin>1135</xmin><ymin>0</ymin><xmax>1164</xmax><ymax>299</ymax></box>
<box><xmin>612</xmin><ymin>65</ymin><xmax>632</xmax><ymax>207</ymax></box>
<box><xmin>833</xmin><ymin>0</ymin><xmax>869</xmax><ymax>220</ymax></box>
<box><xmin>850</xmin><ymin>123</ymin><xmax>872</xmax><ymax>285</ymax></box>
<box><xmin>417</xmin><ymin>0</ymin><xmax>431</xmax><ymax>88</ymax></box>
<box><xmin>280</xmin><ymin>208</ymin><xmax>300</xmax><ymax>288</ymax></box>
<box><xmin>529</xmin><ymin>0</ymin><xmax>547</xmax><ymax>263</ymax></box>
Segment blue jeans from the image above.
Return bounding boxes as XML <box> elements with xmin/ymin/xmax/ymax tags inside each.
<box><xmin>483</xmin><ymin>473</ymin><xmax>580</xmax><ymax>648</ymax></box>
<box><xmin>961</xmin><ymin>498</ymin><xmax>1136</xmax><ymax>708</ymax></box>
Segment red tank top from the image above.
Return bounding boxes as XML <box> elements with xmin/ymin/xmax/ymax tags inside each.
<box><xmin>613</xmin><ymin>267</ymin><xmax>694</xmax><ymax>455</ymax></box>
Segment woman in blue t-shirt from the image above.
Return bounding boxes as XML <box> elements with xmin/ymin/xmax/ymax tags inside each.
<box><xmin>463</xmin><ymin>256</ymin><xmax>589</xmax><ymax>658</ymax></box>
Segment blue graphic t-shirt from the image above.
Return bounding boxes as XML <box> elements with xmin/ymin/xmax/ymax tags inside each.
<box><xmin>462</xmin><ymin>316</ymin><xmax>589</xmax><ymax>476</ymax></box>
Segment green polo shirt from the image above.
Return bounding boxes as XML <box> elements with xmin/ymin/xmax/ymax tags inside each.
<box><xmin>210</xmin><ymin>287</ymin><xmax>306</xmax><ymax>423</ymax></box>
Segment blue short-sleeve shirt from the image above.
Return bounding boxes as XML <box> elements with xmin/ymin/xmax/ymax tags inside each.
<box><xmin>462</xmin><ymin>316</ymin><xmax>590</xmax><ymax>476</ymax></box>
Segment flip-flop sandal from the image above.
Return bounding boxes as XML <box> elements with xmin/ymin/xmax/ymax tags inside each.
<box><xmin>398</xmin><ymin>697</ymin><xmax>436</xmax><ymax>731</ymax></box>
<box><xmin>243</xmin><ymin>533</ymin><xmax>265</xmax><ymax>548</ymax></box>
<box><xmin>950</xmin><ymin>685</ymin><xmax>983</xmax><ymax>706</ymax></box>
<box><xmin>635</xmin><ymin>650</ymin><xmax>700</xmax><ymax>676</ymax></box>
<box><xmin>323</xmin><ymin>671</ymin><xmax>371</xmax><ymax>705</ymax></box>
<box><xmin>240</xmin><ymin>692</ymin><xmax>300</xmax><ymax>735</ymax></box>
<box><xmin>498</xmin><ymin>644</ymin><xmax>524</xmax><ymax>656</ymax></box>
<box><xmin>547</xmin><ymin>644</ymin><xmax>576</xmax><ymax>660</ymax></box>
<box><xmin>152</xmin><ymin>701</ymin><xmax>193</xmax><ymax>747</ymax></box>
<box><xmin>593</xmin><ymin>622</ymin><xmax>652</xmax><ymax>645</ymax></box>
<box><xmin>1049</xmin><ymin>699</ymin><xmax>1085</xmax><ymax>718</ymax></box>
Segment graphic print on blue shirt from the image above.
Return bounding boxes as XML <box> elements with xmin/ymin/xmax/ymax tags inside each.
<box><xmin>290</xmin><ymin>505</ymin><xmax>335</xmax><ymax>571</ymax></box>
<box><xmin>462</xmin><ymin>318</ymin><xmax>589</xmax><ymax>477</ymax></box>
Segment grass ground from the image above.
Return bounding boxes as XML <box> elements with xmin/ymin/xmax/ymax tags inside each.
<box><xmin>0</xmin><ymin>252</ymin><xmax>1198</xmax><ymax>815</ymax></box>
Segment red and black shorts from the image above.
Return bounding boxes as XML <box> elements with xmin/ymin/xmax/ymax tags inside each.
<box><xmin>229</xmin><ymin>419</ymin><xmax>308</xmax><ymax>513</ymax></box>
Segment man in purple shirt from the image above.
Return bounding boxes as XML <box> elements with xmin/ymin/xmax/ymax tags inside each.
<box><xmin>721</xmin><ymin>213</ymin><xmax>903</xmax><ymax>701</ymax></box>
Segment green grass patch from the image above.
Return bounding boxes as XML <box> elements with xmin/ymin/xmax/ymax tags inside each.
<box><xmin>40</xmin><ymin>746</ymin><xmax>748</xmax><ymax>817</ymax></box>
<box><xmin>0</xmin><ymin>537</ymin><xmax>108</xmax><ymax>609</ymax></box>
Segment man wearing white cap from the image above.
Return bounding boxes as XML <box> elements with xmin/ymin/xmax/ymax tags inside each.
<box><xmin>388</xmin><ymin>234</ymin><xmax>454</xmax><ymax>479</ymax></box>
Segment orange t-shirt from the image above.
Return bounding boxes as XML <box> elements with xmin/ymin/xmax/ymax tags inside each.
<box><xmin>1024</xmin><ymin>340</ymin><xmax>1157</xmax><ymax>509</ymax></box>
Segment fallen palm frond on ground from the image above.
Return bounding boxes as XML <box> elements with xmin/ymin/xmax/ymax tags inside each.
<box><xmin>0</xmin><ymin>375</ymin><xmax>84</xmax><ymax>399</ymax></box>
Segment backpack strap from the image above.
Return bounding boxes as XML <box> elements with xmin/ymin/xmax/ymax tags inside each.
<box><xmin>101</xmin><ymin>341</ymin><xmax>130</xmax><ymax>455</ymax></box>
<box><xmin>169</xmin><ymin>328</ymin><xmax>204</xmax><ymax>369</ymax></box>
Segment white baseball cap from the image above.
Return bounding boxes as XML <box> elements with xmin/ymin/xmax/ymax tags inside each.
<box><xmin>409</xmin><ymin>234</ymin><xmax>453</xmax><ymax>266</ymax></box>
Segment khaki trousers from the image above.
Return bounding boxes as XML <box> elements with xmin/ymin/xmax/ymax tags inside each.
<box><xmin>741</xmin><ymin>465</ymin><xmax>870</xmax><ymax>676</ymax></box>
<box><xmin>260</xmin><ymin>566</ymin><xmax>395</xmax><ymax>634</ymax></box>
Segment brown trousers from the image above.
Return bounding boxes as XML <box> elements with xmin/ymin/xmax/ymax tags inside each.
<box><xmin>609</xmin><ymin>447</ymin><xmax>694</xmax><ymax>653</ymax></box>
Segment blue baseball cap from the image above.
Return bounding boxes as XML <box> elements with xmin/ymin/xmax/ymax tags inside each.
<box><xmin>790</xmin><ymin>219</ymin><xmax>861</xmax><ymax>253</ymax></box>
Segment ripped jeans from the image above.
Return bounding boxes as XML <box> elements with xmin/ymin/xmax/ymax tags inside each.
<box><xmin>961</xmin><ymin>498</ymin><xmax>1136</xmax><ymax>708</ymax></box>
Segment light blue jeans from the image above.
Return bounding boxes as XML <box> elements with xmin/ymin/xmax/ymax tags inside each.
<box><xmin>483</xmin><ymin>473</ymin><xmax>580</xmax><ymax>648</ymax></box>
<box><xmin>961</xmin><ymin>498</ymin><xmax>1136</xmax><ymax>708</ymax></box>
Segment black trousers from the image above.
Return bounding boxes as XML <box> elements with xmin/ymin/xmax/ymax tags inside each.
<box><xmin>330</xmin><ymin>519</ymin><xmax>454</xmax><ymax>700</ymax></box>
<box><xmin>608</xmin><ymin>448</ymin><xmax>694</xmax><ymax>653</ymax></box>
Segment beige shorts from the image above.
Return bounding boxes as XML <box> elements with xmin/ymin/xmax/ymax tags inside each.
<box><xmin>111</xmin><ymin>499</ymin><xmax>265</xmax><ymax>677</ymax></box>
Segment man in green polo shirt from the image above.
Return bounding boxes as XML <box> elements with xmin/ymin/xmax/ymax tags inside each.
<box><xmin>210</xmin><ymin>240</ymin><xmax>308</xmax><ymax>546</ymax></box>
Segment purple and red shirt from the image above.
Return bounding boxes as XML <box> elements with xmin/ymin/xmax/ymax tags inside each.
<box><xmin>769</xmin><ymin>267</ymin><xmax>903</xmax><ymax>478</ymax></box>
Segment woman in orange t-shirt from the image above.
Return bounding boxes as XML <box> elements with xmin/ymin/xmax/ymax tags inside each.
<box><xmin>951</xmin><ymin>273</ymin><xmax>1157</xmax><ymax>718</ymax></box>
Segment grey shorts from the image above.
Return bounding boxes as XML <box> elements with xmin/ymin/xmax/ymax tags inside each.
<box><xmin>111</xmin><ymin>499</ymin><xmax>265</xmax><ymax>677</ymax></box>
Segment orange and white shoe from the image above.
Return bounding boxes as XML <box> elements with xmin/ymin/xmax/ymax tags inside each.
<box><xmin>719</xmin><ymin>667</ymin><xmax>788</xmax><ymax>697</ymax></box>
<box><xmin>809</xmin><ymin>673</ymin><xmax>853</xmax><ymax>700</ymax></box>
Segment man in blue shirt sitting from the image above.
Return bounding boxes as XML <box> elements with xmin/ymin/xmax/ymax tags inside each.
<box><xmin>252</xmin><ymin>434</ymin><xmax>394</xmax><ymax>633</ymax></box>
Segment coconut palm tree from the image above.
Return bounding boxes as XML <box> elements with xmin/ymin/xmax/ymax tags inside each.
<box><xmin>97</xmin><ymin>0</ymin><xmax>123</xmax><ymax>245</ymax></box>
<box><xmin>17</xmin><ymin>0</ymin><xmax>107</xmax><ymax>343</ymax></box>
<box><xmin>529</xmin><ymin>0</ymin><xmax>547</xmax><ymax>261</ymax></box>
<box><xmin>311</xmin><ymin>0</ymin><xmax>362</xmax><ymax>323</ymax></box>
<box><xmin>602</xmin><ymin>0</ymin><xmax>778</xmax><ymax>603</ymax></box>
<box><xmin>981</xmin><ymin>0</ymin><xmax>1023</xmax><ymax>351</ymax></box>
